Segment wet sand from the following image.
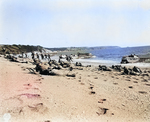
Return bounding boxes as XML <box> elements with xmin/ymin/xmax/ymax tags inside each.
<box><xmin>0</xmin><ymin>56</ymin><xmax>150</xmax><ymax>122</ymax></box>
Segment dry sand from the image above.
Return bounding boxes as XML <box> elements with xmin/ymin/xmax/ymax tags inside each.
<box><xmin>0</xmin><ymin>56</ymin><xmax>150</xmax><ymax>122</ymax></box>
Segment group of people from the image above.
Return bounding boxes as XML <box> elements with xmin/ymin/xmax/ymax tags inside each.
<box><xmin>31</xmin><ymin>52</ymin><xmax>51</xmax><ymax>60</ymax></box>
<box><xmin>20</xmin><ymin>51</ymin><xmax>74</xmax><ymax>63</ymax></box>
<box><xmin>59</xmin><ymin>54</ymin><xmax>73</xmax><ymax>62</ymax></box>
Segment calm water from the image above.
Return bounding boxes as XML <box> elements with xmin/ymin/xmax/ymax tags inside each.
<box><xmin>88</xmin><ymin>46</ymin><xmax>150</xmax><ymax>64</ymax></box>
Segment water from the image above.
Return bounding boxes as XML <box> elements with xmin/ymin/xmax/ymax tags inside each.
<box><xmin>86</xmin><ymin>46</ymin><xmax>150</xmax><ymax>64</ymax></box>
<box><xmin>19</xmin><ymin>46</ymin><xmax>150</xmax><ymax>66</ymax></box>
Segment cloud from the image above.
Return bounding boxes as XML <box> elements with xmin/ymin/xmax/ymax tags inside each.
<box><xmin>0</xmin><ymin>0</ymin><xmax>141</xmax><ymax>12</ymax></box>
<box><xmin>140</xmin><ymin>0</ymin><xmax>150</xmax><ymax>10</ymax></box>
<box><xmin>39</xmin><ymin>0</ymin><xmax>149</xmax><ymax>11</ymax></box>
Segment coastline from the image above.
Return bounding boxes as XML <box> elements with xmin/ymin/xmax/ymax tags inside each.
<box><xmin>0</xmin><ymin>55</ymin><xmax>150</xmax><ymax>122</ymax></box>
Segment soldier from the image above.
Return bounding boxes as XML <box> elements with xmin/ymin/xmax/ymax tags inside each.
<box><xmin>41</xmin><ymin>53</ymin><xmax>44</xmax><ymax>60</ymax></box>
<box><xmin>21</xmin><ymin>52</ymin><xmax>24</xmax><ymax>58</ymax></box>
<box><xmin>31</xmin><ymin>51</ymin><xmax>35</xmax><ymax>59</ymax></box>
<box><xmin>36</xmin><ymin>53</ymin><xmax>39</xmax><ymax>59</ymax></box>
<box><xmin>45</xmin><ymin>54</ymin><xmax>47</xmax><ymax>59</ymax></box>
<box><xmin>25</xmin><ymin>53</ymin><xmax>28</xmax><ymax>58</ymax></box>
<box><xmin>59</xmin><ymin>54</ymin><xmax>63</xmax><ymax>59</ymax></box>
<box><xmin>48</xmin><ymin>53</ymin><xmax>51</xmax><ymax>60</ymax></box>
<box><xmin>69</xmin><ymin>55</ymin><xmax>73</xmax><ymax>62</ymax></box>
<box><xmin>2</xmin><ymin>47</ymin><xmax>6</xmax><ymax>55</ymax></box>
<box><xmin>66</xmin><ymin>55</ymin><xmax>69</xmax><ymax>61</ymax></box>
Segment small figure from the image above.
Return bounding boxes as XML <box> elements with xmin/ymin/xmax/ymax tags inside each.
<box><xmin>45</xmin><ymin>54</ymin><xmax>47</xmax><ymax>59</ymax></box>
<box><xmin>41</xmin><ymin>53</ymin><xmax>44</xmax><ymax>60</ymax></box>
<box><xmin>36</xmin><ymin>53</ymin><xmax>39</xmax><ymax>59</ymax></box>
<box><xmin>31</xmin><ymin>51</ymin><xmax>35</xmax><ymax>59</ymax></box>
<box><xmin>25</xmin><ymin>53</ymin><xmax>28</xmax><ymax>58</ymax></box>
<box><xmin>48</xmin><ymin>53</ymin><xmax>51</xmax><ymax>60</ymax></box>
<box><xmin>21</xmin><ymin>51</ymin><xmax>24</xmax><ymax>58</ymax></box>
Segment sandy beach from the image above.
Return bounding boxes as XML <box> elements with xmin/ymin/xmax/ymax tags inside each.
<box><xmin>0</xmin><ymin>55</ymin><xmax>150</xmax><ymax>122</ymax></box>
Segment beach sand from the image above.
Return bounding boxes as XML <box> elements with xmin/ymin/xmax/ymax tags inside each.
<box><xmin>0</xmin><ymin>56</ymin><xmax>150</xmax><ymax>122</ymax></box>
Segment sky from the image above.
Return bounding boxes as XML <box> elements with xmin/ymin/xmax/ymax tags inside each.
<box><xmin>0</xmin><ymin>0</ymin><xmax>150</xmax><ymax>48</ymax></box>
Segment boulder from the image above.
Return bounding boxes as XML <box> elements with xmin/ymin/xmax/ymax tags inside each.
<box><xmin>123</xmin><ymin>67</ymin><xmax>129</xmax><ymax>75</ymax></box>
<box><xmin>75</xmin><ymin>62</ymin><xmax>82</xmax><ymax>66</ymax></box>
<box><xmin>98</xmin><ymin>65</ymin><xmax>111</xmax><ymax>71</ymax></box>
<box><xmin>133</xmin><ymin>66</ymin><xmax>142</xmax><ymax>73</ymax></box>
<box><xmin>35</xmin><ymin>63</ymin><xmax>51</xmax><ymax>75</ymax></box>
<box><xmin>112</xmin><ymin>65</ymin><xmax>122</xmax><ymax>72</ymax></box>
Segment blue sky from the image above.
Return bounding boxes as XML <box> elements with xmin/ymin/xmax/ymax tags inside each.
<box><xmin>0</xmin><ymin>0</ymin><xmax>150</xmax><ymax>48</ymax></box>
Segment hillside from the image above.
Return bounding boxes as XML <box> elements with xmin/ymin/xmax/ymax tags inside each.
<box><xmin>0</xmin><ymin>44</ymin><xmax>43</xmax><ymax>54</ymax></box>
<box><xmin>45</xmin><ymin>46</ymin><xmax>120</xmax><ymax>52</ymax></box>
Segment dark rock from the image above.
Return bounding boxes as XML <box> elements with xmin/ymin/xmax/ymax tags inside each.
<box><xmin>98</xmin><ymin>65</ymin><xmax>112</xmax><ymax>71</ymax></box>
<box><xmin>97</xmin><ymin>107</ymin><xmax>109</xmax><ymax>115</ymax></box>
<box><xmin>123</xmin><ymin>67</ymin><xmax>129</xmax><ymax>75</ymax></box>
<box><xmin>69</xmin><ymin>67</ymin><xmax>73</xmax><ymax>71</ymax></box>
<box><xmin>112</xmin><ymin>65</ymin><xmax>122</xmax><ymax>72</ymax></box>
<box><xmin>90</xmin><ymin>91</ymin><xmax>96</xmax><ymax>94</ymax></box>
<box><xmin>66</xmin><ymin>73</ymin><xmax>76</xmax><ymax>77</ymax></box>
<box><xmin>128</xmin><ymin>86</ymin><xmax>133</xmax><ymax>88</ymax></box>
<box><xmin>35</xmin><ymin>63</ymin><xmax>58</xmax><ymax>75</ymax></box>
<box><xmin>75</xmin><ymin>62</ymin><xmax>82</xmax><ymax>66</ymax></box>
<box><xmin>133</xmin><ymin>66</ymin><xmax>142</xmax><ymax>73</ymax></box>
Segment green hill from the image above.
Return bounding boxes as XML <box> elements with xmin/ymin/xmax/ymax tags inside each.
<box><xmin>0</xmin><ymin>44</ymin><xmax>43</xmax><ymax>54</ymax></box>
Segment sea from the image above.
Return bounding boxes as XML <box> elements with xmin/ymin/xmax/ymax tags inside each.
<box><xmin>76</xmin><ymin>46</ymin><xmax>150</xmax><ymax>66</ymax></box>
<box><xmin>26</xmin><ymin>46</ymin><xmax>150</xmax><ymax>67</ymax></box>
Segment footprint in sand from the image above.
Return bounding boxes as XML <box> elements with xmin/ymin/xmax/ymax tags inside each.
<box><xmin>18</xmin><ymin>93</ymin><xmax>41</xmax><ymax>99</ymax></box>
<box><xmin>89</xmin><ymin>86</ymin><xmax>94</xmax><ymax>90</ymax></box>
<box><xmin>80</xmin><ymin>83</ymin><xmax>85</xmax><ymax>85</ymax></box>
<box><xmin>23</xmin><ymin>83</ymin><xmax>41</xmax><ymax>91</ymax></box>
<box><xmin>138</xmin><ymin>91</ymin><xmax>148</xmax><ymax>94</ymax></box>
<box><xmin>28</xmin><ymin>103</ymin><xmax>48</xmax><ymax>114</ymax></box>
<box><xmin>98</xmin><ymin>99</ymin><xmax>106</xmax><ymax>103</ymax></box>
<box><xmin>113</xmin><ymin>83</ymin><xmax>118</xmax><ymax>85</ymax></box>
<box><xmin>94</xmin><ymin>77</ymin><xmax>98</xmax><ymax>79</ymax></box>
<box><xmin>126</xmin><ymin>79</ymin><xmax>131</xmax><ymax>81</ymax></box>
<box><xmin>96</xmin><ymin>107</ymin><xmax>109</xmax><ymax>115</ymax></box>
<box><xmin>141</xmin><ymin>79</ymin><xmax>148</xmax><ymax>82</ymax></box>
<box><xmin>133</xmin><ymin>81</ymin><xmax>138</xmax><ymax>83</ymax></box>
<box><xmin>34</xmin><ymin>81</ymin><xmax>42</xmax><ymax>84</ymax></box>
<box><xmin>90</xmin><ymin>91</ymin><xmax>96</xmax><ymax>94</ymax></box>
<box><xmin>145</xmin><ymin>84</ymin><xmax>150</xmax><ymax>86</ymax></box>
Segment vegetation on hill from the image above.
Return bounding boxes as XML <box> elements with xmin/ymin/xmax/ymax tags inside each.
<box><xmin>45</xmin><ymin>46</ymin><xmax>120</xmax><ymax>52</ymax></box>
<box><xmin>0</xmin><ymin>44</ymin><xmax>43</xmax><ymax>54</ymax></box>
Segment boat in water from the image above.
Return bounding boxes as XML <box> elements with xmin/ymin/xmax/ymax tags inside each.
<box><xmin>77</xmin><ymin>52</ymin><xmax>94</xmax><ymax>59</ymax></box>
<box><xmin>121</xmin><ymin>54</ymin><xmax>140</xmax><ymax>64</ymax></box>
<box><xmin>121</xmin><ymin>53</ymin><xmax>150</xmax><ymax>64</ymax></box>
